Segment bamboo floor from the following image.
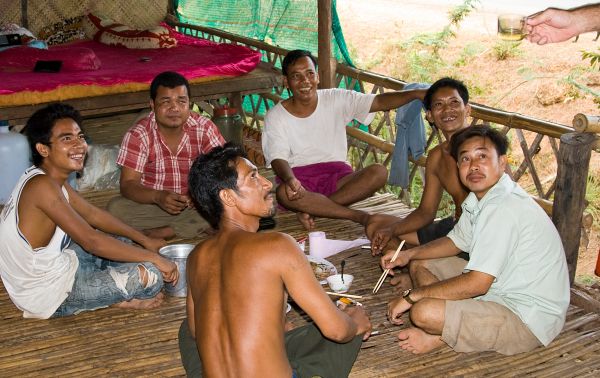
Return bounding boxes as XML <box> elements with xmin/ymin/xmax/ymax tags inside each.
<box><xmin>2</xmin><ymin>114</ymin><xmax>600</xmax><ymax>376</ymax></box>
<box><xmin>1</xmin><ymin>191</ymin><xmax>600</xmax><ymax>377</ymax></box>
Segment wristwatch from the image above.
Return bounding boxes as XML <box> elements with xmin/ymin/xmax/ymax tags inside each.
<box><xmin>402</xmin><ymin>289</ymin><xmax>416</xmax><ymax>305</ymax></box>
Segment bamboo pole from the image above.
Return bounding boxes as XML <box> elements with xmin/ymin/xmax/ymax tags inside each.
<box><xmin>318</xmin><ymin>0</ymin><xmax>334</xmax><ymax>89</ymax></box>
<box><xmin>552</xmin><ymin>132</ymin><xmax>595</xmax><ymax>285</ymax></box>
<box><xmin>573</xmin><ymin>113</ymin><xmax>600</xmax><ymax>133</ymax></box>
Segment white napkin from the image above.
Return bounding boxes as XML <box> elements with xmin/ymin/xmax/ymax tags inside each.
<box><xmin>308</xmin><ymin>231</ymin><xmax>369</xmax><ymax>259</ymax></box>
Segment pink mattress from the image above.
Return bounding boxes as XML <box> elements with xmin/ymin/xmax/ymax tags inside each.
<box><xmin>0</xmin><ymin>27</ymin><xmax>262</xmax><ymax>106</ymax></box>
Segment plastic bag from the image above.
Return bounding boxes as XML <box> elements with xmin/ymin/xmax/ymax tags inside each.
<box><xmin>77</xmin><ymin>144</ymin><xmax>120</xmax><ymax>190</ymax></box>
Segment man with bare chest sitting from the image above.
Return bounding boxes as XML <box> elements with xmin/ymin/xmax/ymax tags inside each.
<box><xmin>366</xmin><ymin>78</ymin><xmax>472</xmax><ymax>288</ymax></box>
<box><xmin>178</xmin><ymin>144</ymin><xmax>371</xmax><ymax>377</ymax></box>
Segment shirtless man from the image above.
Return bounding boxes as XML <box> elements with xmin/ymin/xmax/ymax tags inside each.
<box><xmin>366</xmin><ymin>78</ymin><xmax>471</xmax><ymax>282</ymax></box>
<box><xmin>262</xmin><ymin>49</ymin><xmax>426</xmax><ymax>230</ymax></box>
<box><xmin>0</xmin><ymin>103</ymin><xmax>178</xmax><ymax>319</ymax></box>
<box><xmin>178</xmin><ymin>143</ymin><xmax>371</xmax><ymax>377</ymax></box>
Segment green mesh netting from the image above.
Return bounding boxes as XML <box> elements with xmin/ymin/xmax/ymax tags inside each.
<box><xmin>174</xmin><ymin>0</ymin><xmax>365</xmax><ymax>128</ymax></box>
<box><xmin>174</xmin><ymin>0</ymin><xmax>354</xmax><ymax>66</ymax></box>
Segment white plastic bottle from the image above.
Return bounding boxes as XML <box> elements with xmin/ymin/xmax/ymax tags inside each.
<box><xmin>0</xmin><ymin>122</ymin><xmax>31</xmax><ymax>204</ymax></box>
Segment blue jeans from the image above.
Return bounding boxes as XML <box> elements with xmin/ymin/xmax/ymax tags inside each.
<box><xmin>52</xmin><ymin>240</ymin><xmax>163</xmax><ymax>317</ymax></box>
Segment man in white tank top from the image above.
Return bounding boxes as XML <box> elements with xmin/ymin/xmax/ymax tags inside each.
<box><xmin>0</xmin><ymin>103</ymin><xmax>179</xmax><ymax>319</ymax></box>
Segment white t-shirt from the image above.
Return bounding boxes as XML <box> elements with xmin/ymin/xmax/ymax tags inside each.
<box><xmin>447</xmin><ymin>174</ymin><xmax>570</xmax><ymax>346</ymax></box>
<box><xmin>262</xmin><ymin>88</ymin><xmax>376</xmax><ymax>168</ymax></box>
<box><xmin>0</xmin><ymin>166</ymin><xmax>78</xmax><ymax>319</ymax></box>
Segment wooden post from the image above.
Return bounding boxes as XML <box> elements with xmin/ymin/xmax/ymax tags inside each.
<box><xmin>552</xmin><ymin>132</ymin><xmax>595</xmax><ymax>285</ymax></box>
<box><xmin>317</xmin><ymin>0</ymin><xmax>334</xmax><ymax>89</ymax></box>
<box><xmin>21</xmin><ymin>0</ymin><xmax>28</xmax><ymax>29</ymax></box>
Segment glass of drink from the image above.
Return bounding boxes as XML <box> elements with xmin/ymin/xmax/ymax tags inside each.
<box><xmin>498</xmin><ymin>14</ymin><xmax>527</xmax><ymax>41</ymax></box>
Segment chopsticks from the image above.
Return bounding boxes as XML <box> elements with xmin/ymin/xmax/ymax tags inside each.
<box><xmin>372</xmin><ymin>240</ymin><xmax>405</xmax><ymax>294</ymax></box>
<box><xmin>326</xmin><ymin>292</ymin><xmax>363</xmax><ymax>299</ymax></box>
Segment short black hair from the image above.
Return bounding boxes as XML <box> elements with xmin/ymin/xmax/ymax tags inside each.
<box><xmin>24</xmin><ymin>103</ymin><xmax>83</xmax><ymax>167</ymax></box>
<box><xmin>449</xmin><ymin>125</ymin><xmax>508</xmax><ymax>161</ymax></box>
<box><xmin>150</xmin><ymin>71</ymin><xmax>191</xmax><ymax>101</ymax></box>
<box><xmin>188</xmin><ymin>143</ymin><xmax>247</xmax><ymax>229</ymax></box>
<box><xmin>282</xmin><ymin>49</ymin><xmax>317</xmax><ymax>76</ymax></box>
<box><xmin>423</xmin><ymin>77</ymin><xmax>469</xmax><ymax>111</ymax></box>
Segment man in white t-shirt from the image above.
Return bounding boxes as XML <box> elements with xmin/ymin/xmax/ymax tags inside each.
<box><xmin>380</xmin><ymin>125</ymin><xmax>569</xmax><ymax>355</ymax></box>
<box><xmin>262</xmin><ymin>49</ymin><xmax>426</xmax><ymax>229</ymax></box>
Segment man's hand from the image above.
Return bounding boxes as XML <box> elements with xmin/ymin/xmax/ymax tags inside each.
<box><xmin>155</xmin><ymin>190</ymin><xmax>190</xmax><ymax>214</ymax></box>
<box><xmin>380</xmin><ymin>248</ymin><xmax>411</xmax><ymax>272</ymax></box>
<box><xmin>155</xmin><ymin>257</ymin><xmax>179</xmax><ymax>284</ymax></box>
<box><xmin>370</xmin><ymin>226</ymin><xmax>394</xmax><ymax>255</ymax></box>
<box><xmin>387</xmin><ymin>297</ymin><xmax>412</xmax><ymax>325</ymax></box>
<box><xmin>526</xmin><ymin>8</ymin><xmax>578</xmax><ymax>45</ymax></box>
<box><xmin>283</xmin><ymin>177</ymin><xmax>305</xmax><ymax>201</ymax></box>
<box><xmin>344</xmin><ymin>305</ymin><xmax>372</xmax><ymax>340</ymax></box>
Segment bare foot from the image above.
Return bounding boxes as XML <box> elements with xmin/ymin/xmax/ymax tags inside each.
<box><xmin>113</xmin><ymin>292</ymin><xmax>165</xmax><ymax>310</ymax></box>
<box><xmin>390</xmin><ymin>272</ymin><xmax>413</xmax><ymax>292</ymax></box>
<box><xmin>397</xmin><ymin>327</ymin><xmax>445</xmax><ymax>354</ymax></box>
<box><xmin>297</xmin><ymin>212</ymin><xmax>315</xmax><ymax>230</ymax></box>
<box><xmin>143</xmin><ymin>226</ymin><xmax>176</xmax><ymax>240</ymax></box>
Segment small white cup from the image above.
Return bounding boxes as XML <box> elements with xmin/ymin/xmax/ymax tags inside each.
<box><xmin>326</xmin><ymin>274</ymin><xmax>354</xmax><ymax>293</ymax></box>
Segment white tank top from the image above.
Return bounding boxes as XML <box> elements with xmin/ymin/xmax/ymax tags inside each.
<box><xmin>0</xmin><ymin>166</ymin><xmax>78</xmax><ymax>319</ymax></box>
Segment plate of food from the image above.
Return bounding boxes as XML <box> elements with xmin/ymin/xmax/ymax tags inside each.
<box><xmin>307</xmin><ymin>255</ymin><xmax>338</xmax><ymax>284</ymax></box>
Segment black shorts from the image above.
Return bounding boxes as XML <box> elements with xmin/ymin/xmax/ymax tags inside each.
<box><xmin>417</xmin><ymin>216</ymin><xmax>469</xmax><ymax>261</ymax></box>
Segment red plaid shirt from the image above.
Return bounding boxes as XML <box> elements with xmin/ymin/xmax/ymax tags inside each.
<box><xmin>117</xmin><ymin>112</ymin><xmax>225</xmax><ymax>194</ymax></box>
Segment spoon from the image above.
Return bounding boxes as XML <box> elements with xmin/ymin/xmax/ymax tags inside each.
<box><xmin>341</xmin><ymin>260</ymin><xmax>346</xmax><ymax>283</ymax></box>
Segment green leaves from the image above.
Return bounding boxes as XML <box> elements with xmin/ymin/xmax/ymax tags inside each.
<box><xmin>581</xmin><ymin>48</ymin><xmax>600</xmax><ymax>70</ymax></box>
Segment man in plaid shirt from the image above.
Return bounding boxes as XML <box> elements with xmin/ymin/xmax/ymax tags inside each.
<box><xmin>107</xmin><ymin>71</ymin><xmax>225</xmax><ymax>239</ymax></box>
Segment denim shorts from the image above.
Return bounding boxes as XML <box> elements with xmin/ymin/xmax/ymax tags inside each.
<box><xmin>52</xmin><ymin>240</ymin><xmax>163</xmax><ymax>317</ymax></box>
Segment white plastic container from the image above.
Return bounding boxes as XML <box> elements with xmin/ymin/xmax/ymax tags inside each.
<box><xmin>0</xmin><ymin>123</ymin><xmax>31</xmax><ymax>204</ymax></box>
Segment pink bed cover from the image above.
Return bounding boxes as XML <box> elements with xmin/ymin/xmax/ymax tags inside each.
<box><xmin>0</xmin><ymin>26</ymin><xmax>262</xmax><ymax>96</ymax></box>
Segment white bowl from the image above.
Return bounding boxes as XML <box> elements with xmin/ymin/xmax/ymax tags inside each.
<box><xmin>326</xmin><ymin>274</ymin><xmax>354</xmax><ymax>293</ymax></box>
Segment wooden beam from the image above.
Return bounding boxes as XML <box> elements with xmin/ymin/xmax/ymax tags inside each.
<box><xmin>317</xmin><ymin>0</ymin><xmax>334</xmax><ymax>89</ymax></box>
<box><xmin>552</xmin><ymin>132</ymin><xmax>595</xmax><ymax>285</ymax></box>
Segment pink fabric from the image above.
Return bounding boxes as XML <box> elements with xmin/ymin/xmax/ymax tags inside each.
<box><xmin>276</xmin><ymin>161</ymin><xmax>354</xmax><ymax>197</ymax></box>
<box><xmin>0</xmin><ymin>45</ymin><xmax>101</xmax><ymax>71</ymax></box>
<box><xmin>0</xmin><ymin>25</ymin><xmax>261</xmax><ymax>95</ymax></box>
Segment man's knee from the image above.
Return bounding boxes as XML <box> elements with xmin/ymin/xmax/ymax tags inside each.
<box><xmin>365</xmin><ymin>164</ymin><xmax>388</xmax><ymax>185</ymax></box>
<box><xmin>137</xmin><ymin>264</ymin><xmax>163</xmax><ymax>294</ymax></box>
<box><xmin>408</xmin><ymin>259</ymin><xmax>429</xmax><ymax>277</ymax></box>
<box><xmin>410</xmin><ymin>298</ymin><xmax>444</xmax><ymax>331</ymax></box>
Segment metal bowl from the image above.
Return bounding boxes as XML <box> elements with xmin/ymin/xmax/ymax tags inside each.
<box><xmin>159</xmin><ymin>244</ymin><xmax>194</xmax><ymax>297</ymax></box>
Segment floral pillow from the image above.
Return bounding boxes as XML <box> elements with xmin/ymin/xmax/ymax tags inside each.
<box><xmin>82</xmin><ymin>13</ymin><xmax>177</xmax><ymax>49</ymax></box>
<box><xmin>38</xmin><ymin>16</ymin><xmax>86</xmax><ymax>45</ymax></box>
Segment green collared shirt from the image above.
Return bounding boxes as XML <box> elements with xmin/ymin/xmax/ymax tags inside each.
<box><xmin>447</xmin><ymin>173</ymin><xmax>569</xmax><ymax>346</ymax></box>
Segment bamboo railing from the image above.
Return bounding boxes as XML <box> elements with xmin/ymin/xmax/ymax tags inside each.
<box><xmin>172</xmin><ymin>21</ymin><xmax>595</xmax><ymax>210</ymax></box>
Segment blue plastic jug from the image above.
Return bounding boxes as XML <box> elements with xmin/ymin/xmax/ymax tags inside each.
<box><xmin>0</xmin><ymin>122</ymin><xmax>31</xmax><ymax>204</ymax></box>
